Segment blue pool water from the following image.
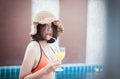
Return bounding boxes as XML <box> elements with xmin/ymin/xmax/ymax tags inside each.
<box><xmin>55</xmin><ymin>64</ymin><xmax>103</xmax><ymax>79</ymax></box>
<box><xmin>0</xmin><ymin>64</ymin><xmax>103</xmax><ymax>79</ymax></box>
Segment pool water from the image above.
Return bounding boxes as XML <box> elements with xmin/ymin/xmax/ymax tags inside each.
<box><xmin>0</xmin><ymin>64</ymin><xmax>103</xmax><ymax>79</ymax></box>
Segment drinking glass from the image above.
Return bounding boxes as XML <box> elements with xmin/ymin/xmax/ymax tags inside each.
<box><xmin>55</xmin><ymin>47</ymin><xmax>65</xmax><ymax>71</ymax></box>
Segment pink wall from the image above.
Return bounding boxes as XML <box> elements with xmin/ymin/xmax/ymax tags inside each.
<box><xmin>0</xmin><ymin>0</ymin><xmax>31</xmax><ymax>65</ymax></box>
<box><xmin>60</xmin><ymin>0</ymin><xmax>88</xmax><ymax>63</ymax></box>
<box><xmin>0</xmin><ymin>0</ymin><xmax>88</xmax><ymax>65</ymax></box>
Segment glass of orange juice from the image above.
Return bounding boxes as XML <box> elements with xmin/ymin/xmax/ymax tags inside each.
<box><xmin>55</xmin><ymin>47</ymin><xmax>65</xmax><ymax>71</ymax></box>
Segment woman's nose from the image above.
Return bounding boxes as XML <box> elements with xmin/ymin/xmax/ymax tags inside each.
<box><xmin>46</xmin><ymin>24</ymin><xmax>52</xmax><ymax>31</ymax></box>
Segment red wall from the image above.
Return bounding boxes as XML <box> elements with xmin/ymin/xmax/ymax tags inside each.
<box><xmin>0</xmin><ymin>0</ymin><xmax>31</xmax><ymax>66</ymax></box>
<box><xmin>60</xmin><ymin>0</ymin><xmax>88</xmax><ymax>63</ymax></box>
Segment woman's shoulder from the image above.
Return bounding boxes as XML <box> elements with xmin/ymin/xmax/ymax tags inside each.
<box><xmin>27</xmin><ymin>41</ymin><xmax>39</xmax><ymax>50</ymax></box>
<box><xmin>25</xmin><ymin>41</ymin><xmax>41</xmax><ymax>56</ymax></box>
<box><xmin>29</xmin><ymin>41</ymin><xmax>39</xmax><ymax>45</ymax></box>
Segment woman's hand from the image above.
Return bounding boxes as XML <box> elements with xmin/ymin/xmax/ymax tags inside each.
<box><xmin>45</xmin><ymin>60</ymin><xmax>61</xmax><ymax>74</ymax></box>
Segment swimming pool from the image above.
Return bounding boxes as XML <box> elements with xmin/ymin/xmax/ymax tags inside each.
<box><xmin>0</xmin><ymin>64</ymin><xmax>103</xmax><ymax>79</ymax></box>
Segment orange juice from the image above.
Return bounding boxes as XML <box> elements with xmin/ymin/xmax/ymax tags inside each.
<box><xmin>55</xmin><ymin>52</ymin><xmax>65</xmax><ymax>60</ymax></box>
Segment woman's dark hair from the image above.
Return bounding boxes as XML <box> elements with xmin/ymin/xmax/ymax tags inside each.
<box><xmin>31</xmin><ymin>22</ymin><xmax>58</xmax><ymax>43</ymax></box>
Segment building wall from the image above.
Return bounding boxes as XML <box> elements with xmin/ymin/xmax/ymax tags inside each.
<box><xmin>104</xmin><ymin>0</ymin><xmax>120</xmax><ymax>79</ymax></box>
<box><xmin>0</xmin><ymin>0</ymin><xmax>31</xmax><ymax>66</ymax></box>
<box><xmin>60</xmin><ymin>0</ymin><xmax>88</xmax><ymax>63</ymax></box>
<box><xmin>86</xmin><ymin>0</ymin><xmax>107</xmax><ymax>64</ymax></box>
<box><xmin>0</xmin><ymin>0</ymin><xmax>88</xmax><ymax>65</ymax></box>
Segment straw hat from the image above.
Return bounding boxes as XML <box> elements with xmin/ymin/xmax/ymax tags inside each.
<box><xmin>30</xmin><ymin>11</ymin><xmax>64</xmax><ymax>37</ymax></box>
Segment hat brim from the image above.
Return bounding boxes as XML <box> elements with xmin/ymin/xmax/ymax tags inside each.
<box><xmin>30</xmin><ymin>19</ymin><xmax>64</xmax><ymax>37</ymax></box>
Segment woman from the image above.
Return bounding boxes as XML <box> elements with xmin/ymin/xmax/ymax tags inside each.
<box><xmin>19</xmin><ymin>11</ymin><xmax>64</xmax><ymax>79</ymax></box>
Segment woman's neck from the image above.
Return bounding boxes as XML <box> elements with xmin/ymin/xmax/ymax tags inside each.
<box><xmin>39</xmin><ymin>40</ymin><xmax>48</xmax><ymax>47</ymax></box>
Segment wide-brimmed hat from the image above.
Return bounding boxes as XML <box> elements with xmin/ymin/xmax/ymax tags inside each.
<box><xmin>30</xmin><ymin>11</ymin><xmax>64</xmax><ymax>37</ymax></box>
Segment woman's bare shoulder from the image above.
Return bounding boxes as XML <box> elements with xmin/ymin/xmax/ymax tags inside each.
<box><xmin>25</xmin><ymin>41</ymin><xmax>40</xmax><ymax>54</ymax></box>
<box><xmin>27</xmin><ymin>41</ymin><xmax>39</xmax><ymax>48</ymax></box>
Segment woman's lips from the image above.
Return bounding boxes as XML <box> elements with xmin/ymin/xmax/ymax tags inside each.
<box><xmin>46</xmin><ymin>33</ymin><xmax>52</xmax><ymax>36</ymax></box>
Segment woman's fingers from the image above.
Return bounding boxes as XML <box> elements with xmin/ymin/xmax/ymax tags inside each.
<box><xmin>46</xmin><ymin>61</ymin><xmax>61</xmax><ymax>73</ymax></box>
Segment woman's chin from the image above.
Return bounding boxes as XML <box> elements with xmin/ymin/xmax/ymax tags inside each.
<box><xmin>46</xmin><ymin>36</ymin><xmax>52</xmax><ymax>40</ymax></box>
<box><xmin>47</xmin><ymin>38</ymin><xmax>51</xmax><ymax>40</ymax></box>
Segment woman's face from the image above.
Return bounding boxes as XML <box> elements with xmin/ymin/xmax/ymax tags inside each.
<box><xmin>40</xmin><ymin>23</ymin><xmax>53</xmax><ymax>40</ymax></box>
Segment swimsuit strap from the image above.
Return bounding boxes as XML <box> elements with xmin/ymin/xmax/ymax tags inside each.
<box><xmin>32</xmin><ymin>41</ymin><xmax>43</xmax><ymax>71</ymax></box>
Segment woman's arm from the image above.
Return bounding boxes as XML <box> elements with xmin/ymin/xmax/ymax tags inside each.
<box><xmin>19</xmin><ymin>42</ymin><xmax>38</xmax><ymax>79</ymax></box>
<box><xmin>23</xmin><ymin>62</ymin><xmax>60</xmax><ymax>79</ymax></box>
<box><xmin>19</xmin><ymin>42</ymin><xmax>60</xmax><ymax>79</ymax></box>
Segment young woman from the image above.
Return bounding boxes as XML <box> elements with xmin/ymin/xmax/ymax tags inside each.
<box><xmin>19</xmin><ymin>11</ymin><xmax>64</xmax><ymax>79</ymax></box>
